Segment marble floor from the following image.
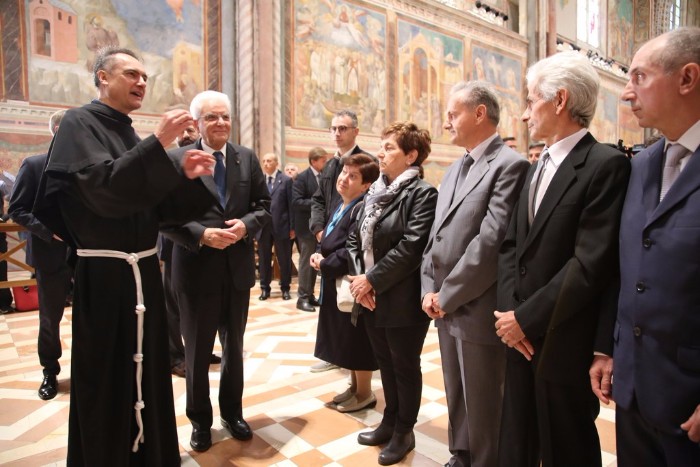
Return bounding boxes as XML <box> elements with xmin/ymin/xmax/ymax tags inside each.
<box><xmin>0</xmin><ymin>283</ymin><xmax>618</xmax><ymax>466</ymax></box>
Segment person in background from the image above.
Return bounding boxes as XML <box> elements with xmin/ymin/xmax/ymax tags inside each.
<box><xmin>159</xmin><ymin>123</ymin><xmax>221</xmax><ymax>378</ymax></box>
<box><xmin>292</xmin><ymin>147</ymin><xmax>329</xmax><ymax>312</ymax></box>
<box><xmin>592</xmin><ymin>26</ymin><xmax>700</xmax><ymax>466</ymax></box>
<box><xmin>284</xmin><ymin>162</ymin><xmax>299</xmax><ymax>180</ymax></box>
<box><xmin>309</xmin><ymin>109</ymin><xmax>374</xmax><ymax>373</ymax></box>
<box><xmin>311</xmin><ymin>153</ymin><xmax>379</xmax><ymax>413</ymax></box>
<box><xmin>503</xmin><ymin>136</ymin><xmax>518</xmax><ymax>150</ymax></box>
<box><xmin>347</xmin><ymin>122</ymin><xmax>438</xmax><ymax>466</ymax></box>
<box><xmin>527</xmin><ymin>142</ymin><xmax>545</xmax><ymax>164</ymax></box>
<box><xmin>258</xmin><ymin>153</ymin><xmax>294</xmax><ymax>301</ymax></box>
<box><xmin>9</xmin><ymin>109</ymin><xmax>72</xmax><ymax>401</ymax></box>
<box><xmin>495</xmin><ymin>51</ymin><xmax>630</xmax><ymax>467</ymax></box>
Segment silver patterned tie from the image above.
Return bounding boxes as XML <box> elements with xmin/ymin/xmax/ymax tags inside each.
<box><xmin>660</xmin><ymin>143</ymin><xmax>687</xmax><ymax>201</ymax></box>
<box><xmin>528</xmin><ymin>150</ymin><xmax>549</xmax><ymax>224</ymax></box>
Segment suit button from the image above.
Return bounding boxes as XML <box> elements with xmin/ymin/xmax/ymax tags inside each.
<box><xmin>519</xmin><ymin>298</ymin><xmax>526</xmax><ymax>304</ymax></box>
<box><xmin>636</xmin><ymin>281</ymin><xmax>646</xmax><ymax>293</ymax></box>
<box><xmin>519</xmin><ymin>266</ymin><xmax>527</xmax><ymax>276</ymax></box>
<box><xmin>436</xmin><ymin>235</ymin><xmax>442</xmax><ymax>242</ymax></box>
<box><xmin>642</xmin><ymin>238</ymin><xmax>652</xmax><ymax>248</ymax></box>
<box><xmin>633</xmin><ymin>326</ymin><xmax>642</xmax><ymax>337</ymax></box>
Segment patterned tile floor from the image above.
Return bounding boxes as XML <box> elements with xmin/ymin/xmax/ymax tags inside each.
<box><xmin>0</xmin><ymin>283</ymin><xmax>618</xmax><ymax>466</ymax></box>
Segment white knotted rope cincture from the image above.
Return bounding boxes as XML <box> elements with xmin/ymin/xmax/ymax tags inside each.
<box><xmin>76</xmin><ymin>247</ymin><xmax>158</xmax><ymax>453</ymax></box>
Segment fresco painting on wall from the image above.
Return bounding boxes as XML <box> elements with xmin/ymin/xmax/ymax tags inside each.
<box><xmin>618</xmin><ymin>101</ymin><xmax>644</xmax><ymax>147</ymax></box>
<box><xmin>470</xmin><ymin>43</ymin><xmax>523</xmax><ymax>142</ymax></box>
<box><xmin>26</xmin><ymin>0</ymin><xmax>204</xmax><ymax>113</ymax></box>
<box><xmin>396</xmin><ymin>18</ymin><xmax>464</xmax><ymax>143</ymax></box>
<box><xmin>556</xmin><ymin>0</ymin><xmax>578</xmax><ymax>43</ymax></box>
<box><xmin>590</xmin><ymin>86</ymin><xmax>618</xmax><ymax>145</ymax></box>
<box><xmin>608</xmin><ymin>0</ymin><xmax>634</xmax><ymax>65</ymax></box>
<box><xmin>293</xmin><ymin>0</ymin><xmax>387</xmax><ymax>133</ymax></box>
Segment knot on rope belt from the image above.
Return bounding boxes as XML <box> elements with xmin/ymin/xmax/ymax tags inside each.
<box><xmin>76</xmin><ymin>246</ymin><xmax>158</xmax><ymax>452</ymax></box>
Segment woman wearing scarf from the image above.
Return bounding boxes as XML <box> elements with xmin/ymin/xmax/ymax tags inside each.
<box><xmin>347</xmin><ymin>122</ymin><xmax>438</xmax><ymax>465</ymax></box>
<box><xmin>310</xmin><ymin>153</ymin><xmax>380</xmax><ymax>413</ymax></box>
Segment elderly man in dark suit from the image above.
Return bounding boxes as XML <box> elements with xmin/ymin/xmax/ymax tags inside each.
<box><xmin>163</xmin><ymin>90</ymin><xmax>270</xmax><ymax>452</ymax></box>
<box><xmin>258</xmin><ymin>152</ymin><xmax>294</xmax><ymax>301</ymax></box>
<box><xmin>292</xmin><ymin>147</ymin><xmax>329</xmax><ymax>311</ymax></box>
<box><xmin>494</xmin><ymin>51</ymin><xmax>630</xmax><ymax>467</ymax></box>
<box><xmin>591</xmin><ymin>27</ymin><xmax>700</xmax><ymax>466</ymax></box>
<box><xmin>421</xmin><ymin>81</ymin><xmax>529</xmax><ymax>467</ymax></box>
<box><xmin>8</xmin><ymin>109</ymin><xmax>72</xmax><ymax>401</ymax></box>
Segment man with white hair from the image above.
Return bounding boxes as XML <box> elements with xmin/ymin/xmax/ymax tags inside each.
<box><xmin>494</xmin><ymin>51</ymin><xmax>630</xmax><ymax>467</ymax></box>
<box><xmin>163</xmin><ymin>90</ymin><xmax>270</xmax><ymax>452</ymax></box>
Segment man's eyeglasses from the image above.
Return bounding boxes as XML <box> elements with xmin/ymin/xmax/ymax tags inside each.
<box><xmin>329</xmin><ymin>125</ymin><xmax>355</xmax><ymax>134</ymax></box>
<box><xmin>202</xmin><ymin>113</ymin><xmax>231</xmax><ymax>123</ymax></box>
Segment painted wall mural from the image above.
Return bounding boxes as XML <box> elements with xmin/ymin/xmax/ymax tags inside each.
<box><xmin>26</xmin><ymin>0</ymin><xmax>204</xmax><ymax>113</ymax></box>
<box><xmin>608</xmin><ymin>0</ymin><xmax>634</xmax><ymax>64</ymax></box>
<box><xmin>470</xmin><ymin>43</ymin><xmax>523</xmax><ymax>141</ymax></box>
<box><xmin>396</xmin><ymin>18</ymin><xmax>464</xmax><ymax>143</ymax></box>
<box><xmin>293</xmin><ymin>0</ymin><xmax>388</xmax><ymax>133</ymax></box>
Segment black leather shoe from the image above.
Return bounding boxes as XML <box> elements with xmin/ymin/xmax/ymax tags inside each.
<box><xmin>357</xmin><ymin>423</ymin><xmax>394</xmax><ymax>446</ymax></box>
<box><xmin>309</xmin><ymin>296</ymin><xmax>321</xmax><ymax>307</ymax></box>
<box><xmin>296</xmin><ymin>299</ymin><xmax>315</xmax><ymax>312</ymax></box>
<box><xmin>378</xmin><ymin>431</ymin><xmax>415</xmax><ymax>465</ymax></box>
<box><xmin>222</xmin><ymin>416</ymin><xmax>253</xmax><ymax>441</ymax></box>
<box><xmin>258</xmin><ymin>290</ymin><xmax>270</xmax><ymax>301</ymax></box>
<box><xmin>38</xmin><ymin>374</ymin><xmax>58</xmax><ymax>400</ymax></box>
<box><xmin>210</xmin><ymin>354</ymin><xmax>222</xmax><ymax>364</ymax></box>
<box><xmin>282</xmin><ymin>290</ymin><xmax>291</xmax><ymax>300</ymax></box>
<box><xmin>190</xmin><ymin>428</ymin><xmax>212</xmax><ymax>452</ymax></box>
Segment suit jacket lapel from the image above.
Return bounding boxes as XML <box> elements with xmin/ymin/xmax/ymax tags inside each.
<box><xmin>521</xmin><ymin>133</ymin><xmax>594</xmax><ymax>253</ymax></box>
<box><xmin>434</xmin><ymin>160</ymin><xmax>460</xmax><ymax>229</ymax></box>
<box><xmin>224</xmin><ymin>143</ymin><xmax>240</xmax><ymax>208</ymax></box>
<box><xmin>197</xmin><ymin>140</ymin><xmax>222</xmax><ymax>206</ymax></box>
<box><xmin>648</xmin><ymin>143</ymin><xmax>700</xmax><ymax>227</ymax></box>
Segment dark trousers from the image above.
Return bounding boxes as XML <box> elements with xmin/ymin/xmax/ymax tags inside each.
<box><xmin>180</xmin><ymin>284</ymin><xmax>249</xmax><ymax>430</ymax></box>
<box><xmin>36</xmin><ymin>265</ymin><xmax>72</xmax><ymax>375</ymax></box>
<box><xmin>162</xmin><ymin>259</ymin><xmax>185</xmax><ymax>366</ymax></box>
<box><xmin>498</xmin><ymin>348</ymin><xmax>601</xmax><ymax>467</ymax></box>
<box><xmin>617</xmin><ymin>397</ymin><xmax>700</xmax><ymax>467</ymax></box>
<box><xmin>364</xmin><ymin>319</ymin><xmax>429</xmax><ymax>433</ymax></box>
<box><xmin>0</xmin><ymin>233</ymin><xmax>12</xmax><ymax>307</ymax></box>
<box><xmin>258</xmin><ymin>228</ymin><xmax>292</xmax><ymax>292</ymax></box>
<box><xmin>296</xmin><ymin>236</ymin><xmax>317</xmax><ymax>299</ymax></box>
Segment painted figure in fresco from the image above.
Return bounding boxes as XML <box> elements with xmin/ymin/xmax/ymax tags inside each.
<box><xmin>84</xmin><ymin>14</ymin><xmax>120</xmax><ymax>72</ymax></box>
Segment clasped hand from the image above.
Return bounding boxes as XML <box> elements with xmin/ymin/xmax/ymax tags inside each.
<box><xmin>494</xmin><ymin>310</ymin><xmax>534</xmax><ymax>361</ymax></box>
<box><xmin>348</xmin><ymin>274</ymin><xmax>375</xmax><ymax>310</ymax></box>
<box><xmin>200</xmin><ymin>219</ymin><xmax>246</xmax><ymax>249</ymax></box>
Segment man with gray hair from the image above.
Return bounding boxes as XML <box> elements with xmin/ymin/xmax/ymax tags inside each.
<box><xmin>421</xmin><ymin>81</ymin><xmax>529</xmax><ymax>467</ymax></box>
<box><xmin>9</xmin><ymin>109</ymin><xmax>72</xmax><ymax>401</ymax></box>
<box><xmin>163</xmin><ymin>90</ymin><xmax>270</xmax><ymax>453</ymax></box>
<box><xmin>594</xmin><ymin>27</ymin><xmax>700</xmax><ymax>466</ymax></box>
<box><xmin>494</xmin><ymin>51</ymin><xmax>630</xmax><ymax>466</ymax></box>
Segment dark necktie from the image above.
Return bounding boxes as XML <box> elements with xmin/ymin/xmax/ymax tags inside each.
<box><xmin>528</xmin><ymin>150</ymin><xmax>549</xmax><ymax>224</ymax></box>
<box><xmin>267</xmin><ymin>176</ymin><xmax>274</xmax><ymax>193</ymax></box>
<box><xmin>450</xmin><ymin>154</ymin><xmax>473</xmax><ymax>205</ymax></box>
<box><xmin>213</xmin><ymin>151</ymin><xmax>226</xmax><ymax>206</ymax></box>
<box><xmin>660</xmin><ymin>143</ymin><xmax>687</xmax><ymax>201</ymax></box>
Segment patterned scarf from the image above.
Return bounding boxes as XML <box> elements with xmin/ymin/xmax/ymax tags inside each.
<box><xmin>360</xmin><ymin>167</ymin><xmax>420</xmax><ymax>253</ymax></box>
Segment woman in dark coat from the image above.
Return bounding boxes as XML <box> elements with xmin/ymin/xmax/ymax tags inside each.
<box><xmin>347</xmin><ymin>122</ymin><xmax>438</xmax><ymax>465</ymax></box>
<box><xmin>311</xmin><ymin>153</ymin><xmax>380</xmax><ymax>412</ymax></box>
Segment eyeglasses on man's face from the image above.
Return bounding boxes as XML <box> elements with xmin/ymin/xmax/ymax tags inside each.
<box><xmin>329</xmin><ymin>125</ymin><xmax>356</xmax><ymax>134</ymax></box>
<box><xmin>202</xmin><ymin>113</ymin><xmax>231</xmax><ymax>123</ymax></box>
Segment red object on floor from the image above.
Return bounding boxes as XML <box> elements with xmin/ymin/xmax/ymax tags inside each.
<box><xmin>13</xmin><ymin>285</ymin><xmax>39</xmax><ymax>311</ymax></box>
